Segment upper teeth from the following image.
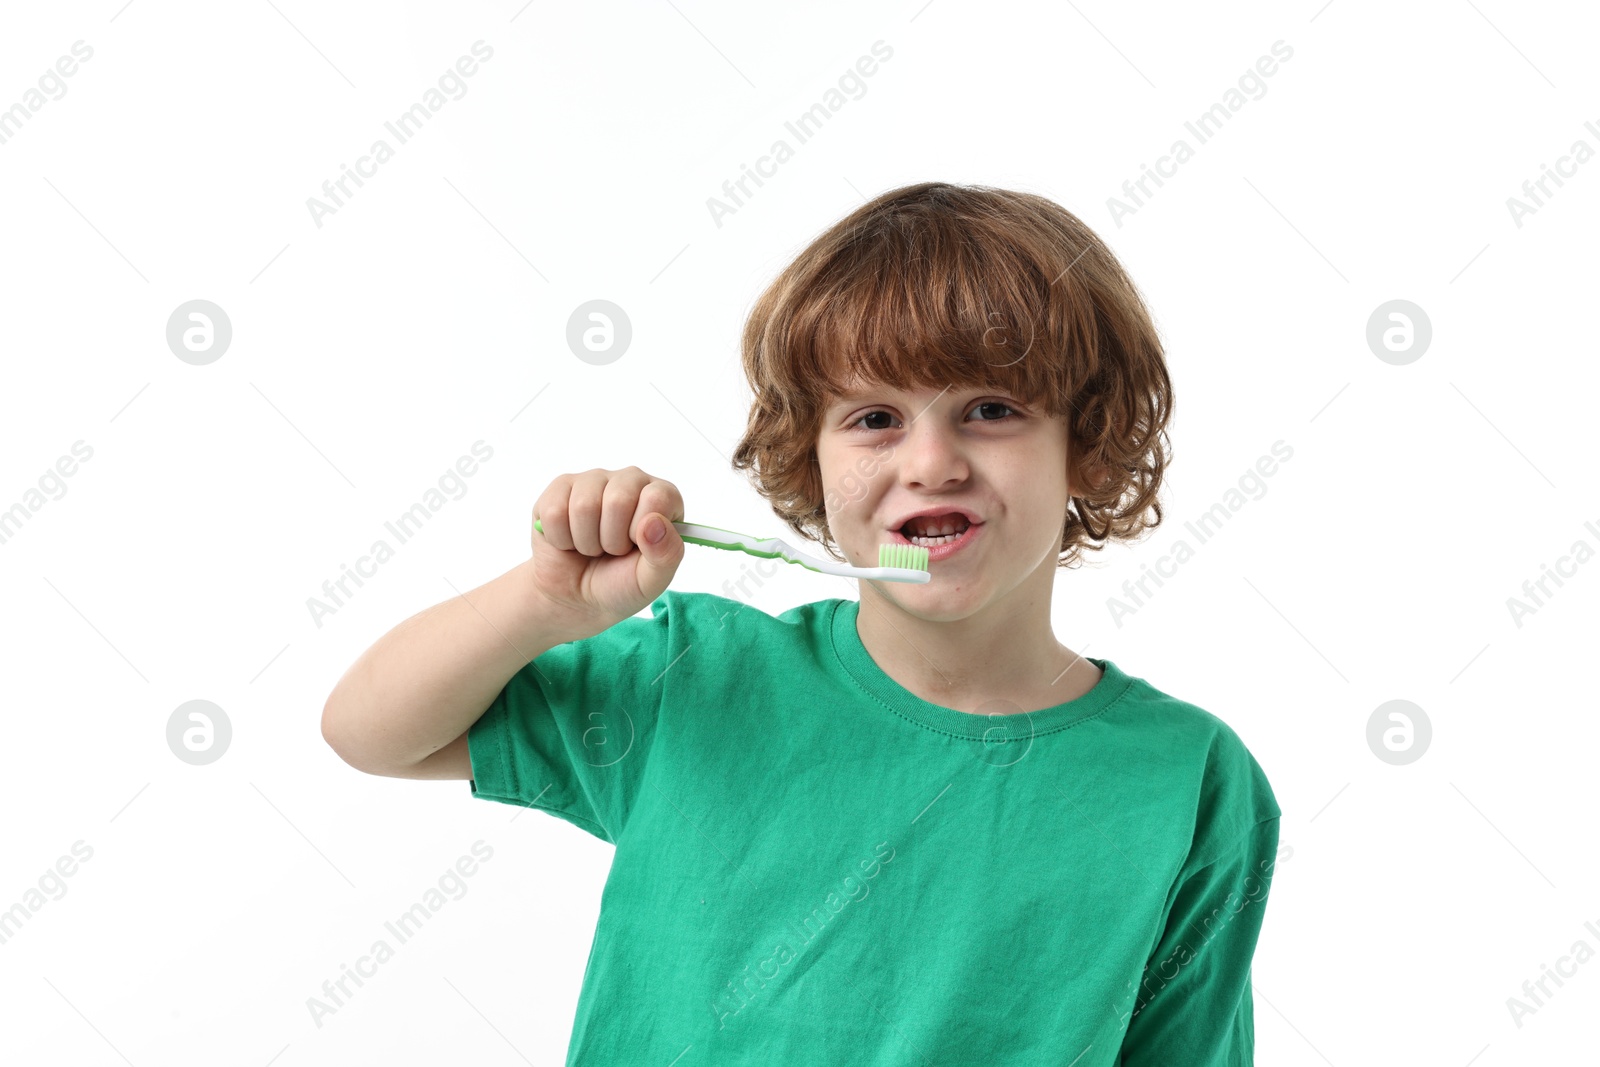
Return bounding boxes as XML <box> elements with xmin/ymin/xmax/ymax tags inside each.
<box><xmin>904</xmin><ymin>516</ymin><xmax>969</xmax><ymax>537</ymax></box>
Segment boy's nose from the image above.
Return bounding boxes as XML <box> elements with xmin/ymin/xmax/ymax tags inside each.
<box><xmin>896</xmin><ymin>423</ymin><xmax>970</xmax><ymax>490</ymax></box>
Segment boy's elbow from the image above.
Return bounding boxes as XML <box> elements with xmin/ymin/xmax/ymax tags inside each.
<box><xmin>321</xmin><ymin>699</ymin><xmax>428</xmax><ymax>777</ymax></box>
<box><xmin>320</xmin><ymin>698</ymin><xmax>369</xmax><ymax>772</ymax></box>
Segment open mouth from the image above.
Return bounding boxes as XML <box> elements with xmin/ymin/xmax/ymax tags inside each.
<box><xmin>898</xmin><ymin>513</ymin><xmax>974</xmax><ymax>547</ymax></box>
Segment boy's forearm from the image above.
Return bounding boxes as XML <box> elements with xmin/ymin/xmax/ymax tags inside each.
<box><xmin>321</xmin><ymin>558</ymin><xmax>587</xmax><ymax>773</ymax></box>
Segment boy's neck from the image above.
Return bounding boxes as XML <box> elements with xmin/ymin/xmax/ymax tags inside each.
<box><xmin>854</xmin><ymin>592</ymin><xmax>1101</xmax><ymax>716</ymax></box>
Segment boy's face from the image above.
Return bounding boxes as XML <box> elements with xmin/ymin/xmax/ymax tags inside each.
<box><xmin>815</xmin><ymin>380</ymin><xmax>1080</xmax><ymax>618</ymax></box>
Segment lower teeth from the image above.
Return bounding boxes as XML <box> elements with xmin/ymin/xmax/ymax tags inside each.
<box><xmin>908</xmin><ymin>531</ymin><xmax>964</xmax><ymax>546</ymax></box>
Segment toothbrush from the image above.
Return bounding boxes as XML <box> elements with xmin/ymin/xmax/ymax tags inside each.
<box><xmin>533</xmin><ymin>519</ymin><xmax>932</xmax><ymax>583</ymax></box>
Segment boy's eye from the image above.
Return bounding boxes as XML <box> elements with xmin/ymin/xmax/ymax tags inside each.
<box><xmin>971</xmin><ymin>402</ymin><xmax>1018</xmax><ymax>422</ymax></box>
<box><xmin>847</xmin><ymin>401</ymin><xmax>1020</xmax><ymax>432</ymax></box>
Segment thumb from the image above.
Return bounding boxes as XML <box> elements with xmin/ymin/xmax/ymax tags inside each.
<box><xmin>634</xmin><ymin>512</ymin><xmax>684</xmax><ymax>592</ymax></box>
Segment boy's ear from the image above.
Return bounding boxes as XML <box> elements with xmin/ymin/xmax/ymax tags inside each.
<box><xmin>1069</xmin><ymin>457</ymin><xmax>1112</xmax><ymax>497</ymax></box>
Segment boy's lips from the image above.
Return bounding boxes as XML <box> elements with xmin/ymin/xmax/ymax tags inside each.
<box><xmin>885</xmin><ymin>519</ymin><xmax>983</xmax><ymax>563</ymax></box>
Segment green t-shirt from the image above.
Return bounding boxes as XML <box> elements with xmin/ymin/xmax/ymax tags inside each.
<box><xmin>468</xmin><ymin>590</ymin><xmax>1282</xmax><ymax>1065</ymax></box>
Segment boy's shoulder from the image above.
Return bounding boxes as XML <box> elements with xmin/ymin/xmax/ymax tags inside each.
<box><xmin>1107</xmin><ymin>661</ymin><xmax>1282</xmax><ymax>846</ymax></box>
<box><xmin>1111</xmin><ymin>662</ymin><xmax>1262</xmax><ymax>759</ymax></box>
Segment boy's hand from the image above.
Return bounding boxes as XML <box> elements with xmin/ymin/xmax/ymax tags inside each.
<box><xmin>530</xmin><ymin>467</ymin><xmax>686</xmax><ymax>635</ymax></box>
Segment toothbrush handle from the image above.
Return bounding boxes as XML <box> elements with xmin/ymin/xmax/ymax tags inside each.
<box><xmin>532</xmin><ymin>518</ymin><xmax>760</xmax><ymax>553</ymax></box>
<box><xmin>533</xmin><ymin>519</ymin><xmax>929</xmax><ymax>583</ymax></box>
<box><xmin>672</xmin><ymin>521</ymin><xmax>768</xmax><ymax>552</ymax></box>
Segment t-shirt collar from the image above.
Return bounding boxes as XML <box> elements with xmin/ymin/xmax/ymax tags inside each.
<box><xmin>828</xmin><ymin>597</ymin><xmax>1134</xmax><ymax>739</ymax></box>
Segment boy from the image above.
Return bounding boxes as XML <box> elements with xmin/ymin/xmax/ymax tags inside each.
<box><xmin>322</xmin><ymin>182</ymin><xmax>1282</xmax><ymax>1064</ymax></box>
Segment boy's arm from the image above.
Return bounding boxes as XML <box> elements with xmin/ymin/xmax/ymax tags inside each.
<box><xmin>1118</xmin><ymin>815</ymin><xmax>1281</xmax><ymax>1065</ymax></box>
<box><xmin>320</xmin><ymin>558</ymin><xmax>598</xmax><ymax>779</ymax></box>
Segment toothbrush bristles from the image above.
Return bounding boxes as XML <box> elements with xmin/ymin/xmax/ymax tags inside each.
<box><xmin>878</xmin><ymin>542</ymin><xmax>930</xmax><ymax>573</ymax></box>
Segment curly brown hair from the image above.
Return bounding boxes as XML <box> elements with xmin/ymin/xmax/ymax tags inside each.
<box><xmin>730</xmin><ymin>181</ymin><xmax>1173</xmax><ymax>569</ymax></box>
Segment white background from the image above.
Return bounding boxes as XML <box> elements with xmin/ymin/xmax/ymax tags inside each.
<box><xmin>1</xmin><ymin>1</ymin><xmax>1596</xmax><ymax>1063</ymax></box>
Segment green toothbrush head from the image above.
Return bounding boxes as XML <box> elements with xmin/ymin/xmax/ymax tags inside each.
<box><xmin>878</xmin><ymin>542</ymin><xmax>930</xmax><ymax>573</ymax></box>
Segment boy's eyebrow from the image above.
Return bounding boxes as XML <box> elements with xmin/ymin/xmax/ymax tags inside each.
<box><xmin>823</xmin><ymin>387</ymin><xmax>874</xmax><ymax>409</ymax></box>
<box><xmin>828</xmin><ymin>384</ymin><xmax>993</xmax><ymax>406</ymax></box>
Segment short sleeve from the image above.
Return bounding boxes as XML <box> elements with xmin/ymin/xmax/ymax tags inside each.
<box><xmin>465</xmin><ymin>593</ymin><xmax>677</xmax><ymax>843</ymax></box>
<box><xmin>1118</xmin><ymin>815</ymin><xmax>1282</xmax><ymax>1066</ymax></box>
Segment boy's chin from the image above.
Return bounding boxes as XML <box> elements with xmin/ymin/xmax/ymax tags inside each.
<box><xmin>872</xmin><ymin>576</ymin><xmax>988</xmax><ymax>612</ymax></box>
